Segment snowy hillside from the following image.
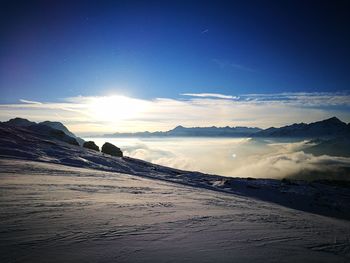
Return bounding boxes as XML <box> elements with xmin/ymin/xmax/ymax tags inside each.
<box><xmin>1</xmin><ymin>120</ymin><xmax>350</xmax><ymax>262</ymax></box>
<box><xmin>1</xmin><ymin>159</ymin><xmax>350</xmax><ymax>262</ymax></box>
<box><xmin>1</xmin><ymin>121</ymin><xmax>350</xmax><ymax>220</ymax></box>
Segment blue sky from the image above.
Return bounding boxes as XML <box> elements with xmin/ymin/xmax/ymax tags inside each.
<box><xmin>1</xmin><ymin>0</ymin><xmax>350</xmax><ymax>101</ymax></box>
<box><xmin>0</xmin><ymin>0</ymin><xmax>349</xmax><ymax>133</ymax></box>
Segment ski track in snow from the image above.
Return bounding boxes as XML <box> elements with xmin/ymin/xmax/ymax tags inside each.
<box><xmin>1</xmin><ymin>159</ymin><xmax>350</xmax><ymax>263</ymax></box>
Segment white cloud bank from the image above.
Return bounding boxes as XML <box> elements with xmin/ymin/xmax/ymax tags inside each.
<box><xmin>0</xmin><ymin>92</ymin><xmax>349</xmax><ymax>135</ymax></box>
<box><xmin>88</xmin><ymin>137</ymin><xmax>350</xmax><ymax>180</ymax></box>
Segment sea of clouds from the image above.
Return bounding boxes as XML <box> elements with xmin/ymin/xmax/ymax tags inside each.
<box><xmin>88</xmin><ymin>137</ymin><xmax>350</xmax><ymax>181</ymax></box>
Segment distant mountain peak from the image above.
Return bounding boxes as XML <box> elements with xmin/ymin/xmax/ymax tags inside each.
<box><xmin>5</xmin><ymin>117</ymin><xmax>36</xmax><ymax>127</ymax></box>
<box><xmin>321</xmin><ymin>116</ymin><xmax>343</xmax><ymax>124</ymax></box>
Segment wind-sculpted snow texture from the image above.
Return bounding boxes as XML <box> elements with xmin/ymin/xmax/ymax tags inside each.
<box><xmin>0</xmin><ymin>159</ymin><xmax>350</xmax><ymax>262</ymax></box>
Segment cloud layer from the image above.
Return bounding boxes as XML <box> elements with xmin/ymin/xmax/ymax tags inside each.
<box><xmin>88</xmin><ymin>137</ymin><xmax>350</xmax><ymax>181</ymax></box>
<box><xmin>0</xmin><ymin>92</ymin><xmax>349</xmax><ymax>135</ymax></box>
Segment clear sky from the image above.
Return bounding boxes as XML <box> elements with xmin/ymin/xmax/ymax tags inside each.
<box><xmin>0</xmin><ymin>0</ymin><xmax>350</xmax><ymax>134</ymax></box>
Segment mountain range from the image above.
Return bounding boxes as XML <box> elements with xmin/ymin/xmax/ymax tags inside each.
<box><xmin>107</xmin><ymin>125</ymin><xmax>262</xmax><ymax>138</ymax></box>
<box><xmin>2</xmin><ymin>116</ymin><xmax>349</xmax><ymax>141</ymax></box>
<box><xmin>253</xmin><ymin>117</ymin><xmax>350</xmax><ymax>138</ymax></box>
<box><xmin>105</xmin><ymin>117</ymin><xmax>350</xmax><ymax>138</ymax></box>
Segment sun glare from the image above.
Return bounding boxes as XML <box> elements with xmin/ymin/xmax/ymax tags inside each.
<box><xmin>87</xmin><ymin>96</ymin><xmax>148</xmax><ymax>122</ymax></box>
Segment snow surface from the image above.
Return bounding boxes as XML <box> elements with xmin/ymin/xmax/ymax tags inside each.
<box><xmin>1</xmin><ymin>123</ymin><xmax>349</xmax><ymax>221</ymax></box>
<box><xmin>1</xmin><ymin>159</ymin><xmax>350</xmax><ymax>263</ymax></box>
<box><xmin>1</xmin><ymin>123</ymin><xmax>350</xmax><ymax>262</ymax></box>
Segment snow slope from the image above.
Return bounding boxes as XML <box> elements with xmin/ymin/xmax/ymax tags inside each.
<box><xmin>0</xmin><ymin>122</ymin><xmax>349</xmax><ymax>221</ymax></box>
<box><xmin>1</xmin><ymin>122</ymin><xmax>350</xmax><ymax>262</ymax></box>
<box><xmin>1</xmin><ymin>159</ymin><xmax>350</xmax><ymax>263</ymax></box>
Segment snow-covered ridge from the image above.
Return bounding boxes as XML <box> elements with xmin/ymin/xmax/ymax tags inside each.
<box><xmin>3</xmin><ymin>117</ymin><xmax>85</xmax><ymax>145</ymax></box>
<box><xmin>0</xmin><ymin>121</ymin><xmax>350</xmax><ymax>221</ymax></box>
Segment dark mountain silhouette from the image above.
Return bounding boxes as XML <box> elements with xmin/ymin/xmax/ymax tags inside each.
<box><xmin>4</xmin><ymin>117</ymin><xmax>36</xmax><ymax>127</ymax></box>
<box><xmin>2</xmin><ymin>118</ymin><xmax>80</xmax><ymax>146</ymax></box>
<box><xmin>105</xmin><ymin>117</ymin><xmax>349</xmax><ymax>138</ymax></box>
<box><xmin>108</xmin><ymin>125</ymin><xmax>262</xmax><ymax>137</ymax></box>
<box><xmin>253</xmin><ymin>117</ymin><xmax>349</xmax><ymax>138</ymax></box>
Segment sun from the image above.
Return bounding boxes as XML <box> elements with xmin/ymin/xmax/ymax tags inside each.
<box><xmin>87</xmin><ymin>95</ymin><xmax>148</xmax><ymax>122</ymax></box>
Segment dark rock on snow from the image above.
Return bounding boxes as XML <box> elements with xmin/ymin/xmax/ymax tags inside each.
<box><xmin>83</xmin><ymin>141</ymin><xmax>99</xmax><ymax>151</ymax></box>
<box><xmin>102</xmin><ymin>142</ymin><xmax>123</xmax><ymax>157</ymax></box>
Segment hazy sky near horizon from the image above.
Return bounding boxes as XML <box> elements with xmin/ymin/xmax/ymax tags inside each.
<box><xmin>0</xmin><ymin>0</ymin><xmax>350</xmax><ymax>134</ymax></box>
<box><xmin>0</xmin><ymin>92</ymin><xmax>349</xmax><ymax>135</ymax></box>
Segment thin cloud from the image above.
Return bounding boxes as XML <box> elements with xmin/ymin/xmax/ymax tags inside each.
<box><xmin>181</xmin><ymin>93</ymin><xmax>239</xmax><ymax>99</ymax></box>
<box><xmin>240</xmin><ymin>92</ymin><xmax>350</xmax><ymax>107</ymax></box>
<box><xmin>201</xmin><ymin>29</ymin><xmax>209</xmax><ymax>34</ymax></box>
<box><xmin>229</xmin><ymin>63</ymin><xmax>255</xmax><ymax>72</ymax></box>
<box><xmin>19</xmin><ymin>99</ymin><xmax>42</xmax><ymax>105</ymax></box>
<box><xmin>213</xmin><ymin>59</ymin><xmax>255</xmax><ymax>72</ymax></box>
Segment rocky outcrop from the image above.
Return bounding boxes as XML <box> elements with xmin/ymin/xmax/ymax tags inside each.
<box><xmin>3</xmin><ymin>118</ymin><xmax>81</xmax><ymax>146</ymax></box>
<box><xmin>27</xmin><ymin>124</ymin><xmax>79</xmax><ymax>146</ymax></box>
<box><xmin>83</xmin><ymin>141</ymin><xmax>99</xmax><ymax>151</ymax></box>
<box><xmin>49</xmin><ymin>128</ymin><xmax>79</xmax><ymax>146</ymax></box>
<box><xmin>40</xmin><ymin>121</ymin><xmax>85</xmax><ymax>146</ymax></box>
<box><xmin>101</xmin><ymin>142</ymin><xmax>123</xmax><ymax>157</ymax></box>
